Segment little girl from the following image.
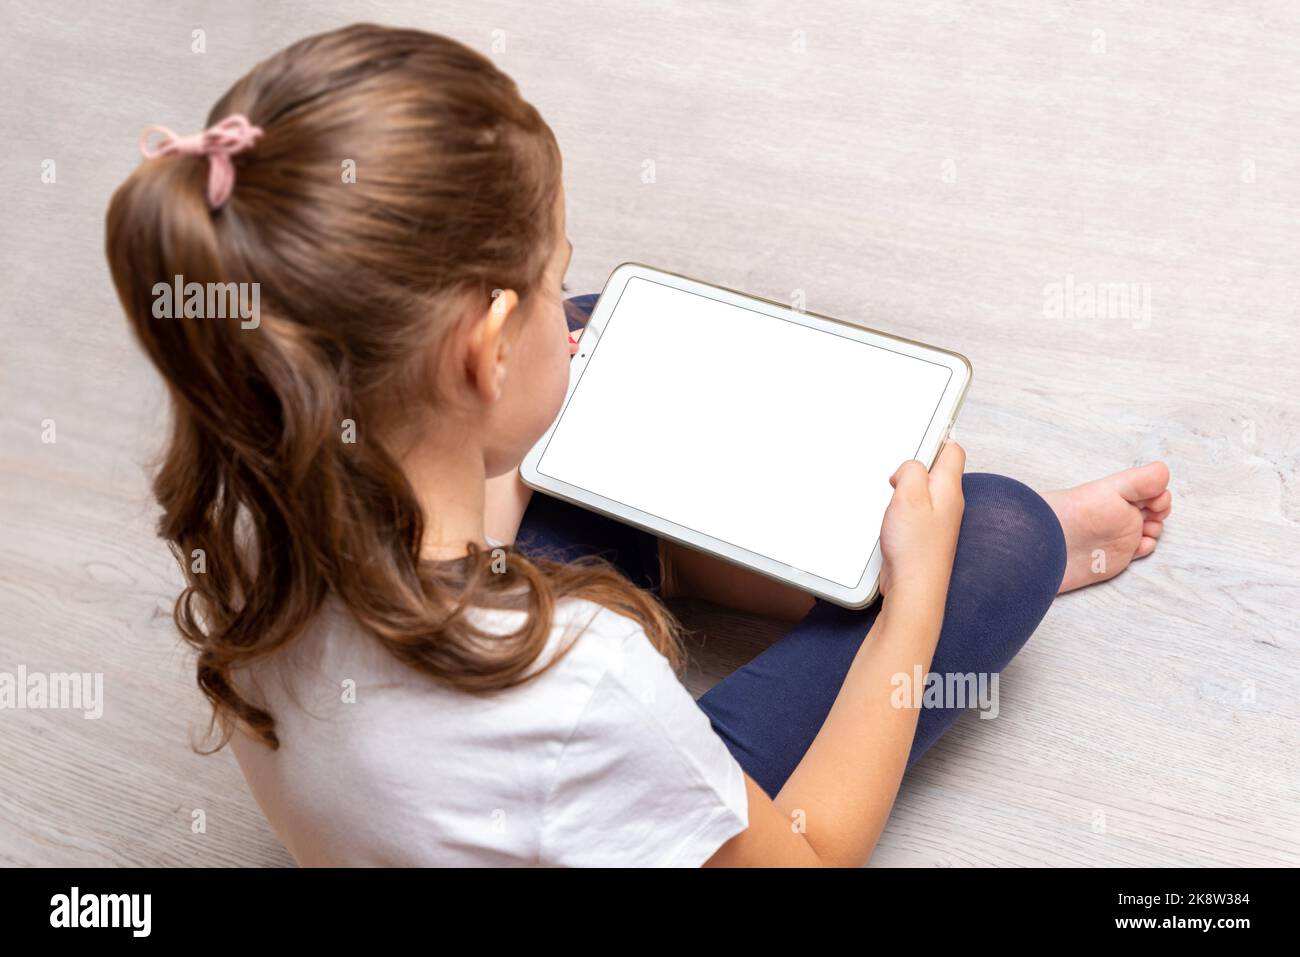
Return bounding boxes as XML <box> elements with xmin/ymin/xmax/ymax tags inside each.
<box><xmin>106</xmin><ymin>24</ymin><xmax>1171</xmax><ymax>866</ymax></box>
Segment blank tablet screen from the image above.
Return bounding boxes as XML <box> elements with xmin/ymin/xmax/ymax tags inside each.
<box><xmin>537</xmin><ymin>277</ymin><xmax>953</xmax><ymax>587</ymax></box>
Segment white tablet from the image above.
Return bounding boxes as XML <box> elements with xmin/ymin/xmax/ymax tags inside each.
<box><xmin>520</xmin><ymin>263</ymin><xmax>972</xmax><ymax>608</ymax></box>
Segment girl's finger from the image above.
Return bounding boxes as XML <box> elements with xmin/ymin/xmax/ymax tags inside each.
<box><xmin>927</xmin><ymin>441</ymin><xmax>965</xmax><ymax>507</ymax></box>
<box><xmin>931</xmin><ymin>440</ymin><xmax>965</xmax><ymax>482</ymax></box>
<box><xmin>890</xmin><ymin>459</ymin><xmax>931</xmax><ymax>505</ymax></box>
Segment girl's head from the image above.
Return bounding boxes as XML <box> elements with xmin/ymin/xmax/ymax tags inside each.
<box><xmin>106</xmin><ymin>24</ymin><xmax>679</xmax><ymax>748</ymax></box>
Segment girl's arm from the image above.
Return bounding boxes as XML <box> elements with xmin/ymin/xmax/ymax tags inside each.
<box><xmin>660</xmin><ymin>540</ymin><xmax>817</xmax><ymax>621</ymax></box>
<box><xmin>705</xmin><ymin>442</ymin><xmax>966</xmax><ymax>867</ymax></box>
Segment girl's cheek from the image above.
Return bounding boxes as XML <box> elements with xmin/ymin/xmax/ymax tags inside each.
<box><xmin>532</xmin><ymin>309</ymin><xmax>570</xmax><ymax>418</ymax></box>
<box><xmin>548</xmin><ymin>324</ymin><xmax>570</xmax><ymax>407</ymax></box>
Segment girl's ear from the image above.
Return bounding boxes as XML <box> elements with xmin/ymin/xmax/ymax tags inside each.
<box><xmin>465</xmin><ymin>288</ymin><xmax>519</xmax><ymax>402</ymax></box>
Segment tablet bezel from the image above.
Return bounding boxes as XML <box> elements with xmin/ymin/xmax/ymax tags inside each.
<box><xmin>520</xmin><ymin>262</ymin><xmax>972</xmax><ymax>609</ymax></box>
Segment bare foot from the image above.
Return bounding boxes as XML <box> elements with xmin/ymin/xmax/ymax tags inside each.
<box><xmin>1043</xmin><ymin>462</ymin><xmax>1172</xmax><ymax>593</ymax></box>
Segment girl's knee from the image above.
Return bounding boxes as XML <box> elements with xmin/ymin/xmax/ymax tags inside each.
<box><xmin>945</xmin><ymin>474</ymin><xmax>1066</xmax><ymax>649</ymax></box>
<box><xmin>959</xmin><ymin>473</ymin><xmax>1066</xmax><ymax>594</ymax></box>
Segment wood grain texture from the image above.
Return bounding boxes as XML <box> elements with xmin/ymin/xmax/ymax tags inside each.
<box><xmin>1</xmin><ymin>0</ymin><xmax>1296</xmax><ymax>867</ymax></box>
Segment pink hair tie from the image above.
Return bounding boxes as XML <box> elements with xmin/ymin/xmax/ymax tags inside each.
<box><xmin>139</xmin><ymin>113</ymin><xmax>264</xmax><ymax>210</ymax></box>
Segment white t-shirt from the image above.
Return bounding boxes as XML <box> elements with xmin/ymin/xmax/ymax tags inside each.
<box><xmin>229</xmin><ymin>586</ymin><xmax>749</xmax><ymax>867</ymax></box>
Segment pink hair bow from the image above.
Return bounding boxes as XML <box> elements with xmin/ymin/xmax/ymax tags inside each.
<box><xmin>139</xmin><ymin>113</ymin><xmax>264</xmax><ymax>209</ymax></box>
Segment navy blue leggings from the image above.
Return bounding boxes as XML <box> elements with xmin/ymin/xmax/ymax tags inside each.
<box><xmin>517</xmin><ymin>296</ymin><xmax>1068</xmax><ymax>797</ymax></box>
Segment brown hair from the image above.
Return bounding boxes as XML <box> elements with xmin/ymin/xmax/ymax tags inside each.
<box><xmin>105</xmin><ymin>24</ymin><xmax>682</xmax><ymax>749</ymax></box>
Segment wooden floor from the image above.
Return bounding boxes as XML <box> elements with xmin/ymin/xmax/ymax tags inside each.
<box><xmin>2</xmin><ymin>1</ymin><xmax>1297</xmax><ymax>867</ymax></box>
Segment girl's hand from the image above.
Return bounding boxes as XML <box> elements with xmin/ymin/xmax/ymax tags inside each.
<box><xmin>877</xmin><ymin>442</ymin><xmax>966</xmax><ymax>617</ymax></box>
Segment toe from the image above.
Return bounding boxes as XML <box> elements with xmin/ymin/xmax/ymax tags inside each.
<box><xmin>1135</xmin><ymin>535</ymin><xmax>1159</xmax><ymax>558</ymax></box>
<box><xmin>1143</xmin><ymin>504</ymin><xmax>1171</xmax><ymax>522</ymax></box>
<box><xmin>1115</xmin><ymin>461</ymin><xmax>1171</xmax><ymax>503</ymax></box>
<box><xmin>1140</xmin><ymin>489</ymin><xmax>1172</xmax><ymax>514</ymax></box>
<box><xmin>1142</xmin><ymin>520</ymin><xmax>1164</xmax><ymax>539</ymax></box>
